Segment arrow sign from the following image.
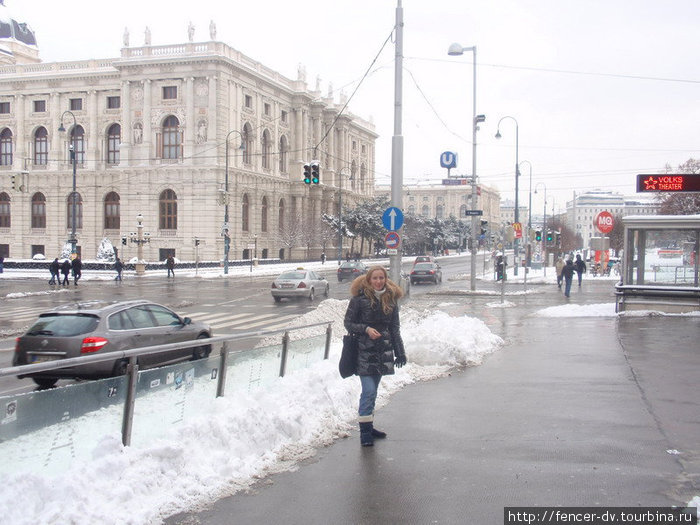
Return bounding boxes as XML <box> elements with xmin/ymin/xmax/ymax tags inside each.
<box><xmin>382</xmin><ymin>207</ymin><xmax>404</xmax><ymax>231</ymax></box>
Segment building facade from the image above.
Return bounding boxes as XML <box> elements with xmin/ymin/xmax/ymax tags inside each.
<box><xmin>566</xmin><ymin>189</ymin><xmax>659</xmax><ymax>247</ymax></box>
<box><xmin>0</xmin><ymin>18</ymin><xmax>376</xmax><ymax>262</ymax></box>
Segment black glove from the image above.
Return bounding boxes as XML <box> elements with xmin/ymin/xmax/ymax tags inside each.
<box><xmin>394</xmin><ymin>354</ymin><xmax>407</xmax><ymax>368</ymax></box>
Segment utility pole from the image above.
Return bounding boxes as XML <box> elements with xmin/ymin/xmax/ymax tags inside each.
<box><xmin>389</xmin><ymin>0</ymin><xmax>404</xmax><ymax>285</ymax></box>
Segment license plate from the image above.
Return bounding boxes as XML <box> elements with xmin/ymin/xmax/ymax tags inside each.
<box><xmin>281</xmin><ymin>283</ymin><xmax>295</xmax><ymax>288</ymax></box>
<box><xmin>30</xmin><ymin>355</ymin><xmax>61</xmax><ymax>363</ymax></box>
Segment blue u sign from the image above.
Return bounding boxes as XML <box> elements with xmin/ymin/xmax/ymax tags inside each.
<box><xmin>440</xmin><ymin>151</ymin><xmax>458</xmax><ymax>169</ymax></box>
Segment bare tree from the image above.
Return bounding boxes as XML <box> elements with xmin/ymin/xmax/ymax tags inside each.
<box><xmin>277</xmin><ymin>212</ymin><xmax>304</xmax><ymax>260</ymax></box>
<box><xmin>658</xmin><ymin>159</ymin><xmax>700</xmax><ymax>214</ymax></box>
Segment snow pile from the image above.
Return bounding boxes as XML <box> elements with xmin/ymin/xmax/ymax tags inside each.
<box><xmin>0</xmin><ymin>300</ymin><xmax>503</xmax><ymax>525</ymax></box>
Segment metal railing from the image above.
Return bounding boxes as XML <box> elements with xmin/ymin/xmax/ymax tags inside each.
<box><xmin>0</xmin><ymin>321</ymin><xmax>332</xmax><ymax>447</ymax></box>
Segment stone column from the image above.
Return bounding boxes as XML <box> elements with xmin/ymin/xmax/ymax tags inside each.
<box><xmin>208</xmin><ymin>76</ymin><xmax>217</xmax><ymax>147</ymax></box>
<box><xmin>14</xmin><ymin>94</ymin><xmax>25</xmax><ymax>169</ymax></box>
<box><xmin>49</xmin><ymin>92</ymin><xmax>61</xmax><ymax>170</ymax></box>
<box><xmin>120</xmin><ymin>81</ymin><xmax>131</xmax><ymax>166</ymax></box>
<box><xmin>294</xmin><ymin>107</ymin><xmax>303</xmax><ymax>163</ymax></box>
<box><xmin>88</xmin><ymin>90</ymin><xmax>98</xmax><ymax>170</ymax></box>
<box><xmin>184</xmin><ymin>77</ymin><xmax>194</xmax><ymax>162</ymax></box>
<box><xmin>142</xmin><ymin>80</ymin><xmax>152</xmax><ymax>158</ymax></box>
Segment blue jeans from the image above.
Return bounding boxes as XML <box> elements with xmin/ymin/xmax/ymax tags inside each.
<box><xmin>359</xmin><ymin>375</ymin><xmax>381</xmax><ymax>419</ymax></box>
<box><xmin>564</xmin><ymin>277</ymin><xmax>573</xmax><ymax>297</ymax></box>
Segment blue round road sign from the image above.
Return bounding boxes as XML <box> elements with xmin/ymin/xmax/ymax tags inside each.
<box><xmin>382</xmin><ymin>207</ymin><xmax>404</xmax><ymax>231</ymax></box>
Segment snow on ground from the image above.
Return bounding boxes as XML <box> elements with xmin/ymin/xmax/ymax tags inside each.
<box><xmin>0</xmin><ymin>299</ymin><xmax>503</xmax><ymax>525</ymax></box>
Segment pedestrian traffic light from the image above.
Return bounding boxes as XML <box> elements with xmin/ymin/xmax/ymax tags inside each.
<box><xmin>555</xmin><ymin>232</ymin><xmax>561</xmax><ymax>246</ymax></box>
<box><xmin>303</xmin><ymin>163</ymin><xmax>312</xmax><ymax>184</ymax></box>
<box><xmin>535</xmin><ymin>230</ymin><xmax>542</xmax><ymax>241</ymax></box>
<box><xmin>311</xmin><ymin>161</ymin><xmax>320</xmax><ymax>184</ymax></box>
<box><xmin>11</xmin><ymin>174</ymin><xmax>18</xmax><ymax>191</ymax></box>
<box><xmin>195</xmin><ymin>238</ymin><xmax>200</xmax><ymax>246</ymax></box>
<box><xmin>480</xmin><ymin>220</ymin><xmax>488</xmax><ymax>236</ymax></box>
<box><xmin>121</xmin><ymin>237</ymin><xmax>127</xmax><ymax>246</ymax></box>
<box><xmin>546</xmin><ymin>230</ymin><xmax>553</xmax><ymax>243</ymax></box>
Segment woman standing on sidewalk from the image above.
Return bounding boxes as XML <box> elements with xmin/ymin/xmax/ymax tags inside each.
<box><xmin>344</xmin><ymin>265</ymin><xmax>407</xmax><ymax>447</ymax></box>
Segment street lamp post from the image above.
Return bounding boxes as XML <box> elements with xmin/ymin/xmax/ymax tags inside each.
<box><xmin>131</xmin><ymin>213</ymin><xmax>150</xmax><ymax>276</ymax></box>
<box><xmin>223</xmin><ymin>130</ymin><xmax>244</xmax><ymax>274</ymax></box>
<box><xmin>58</xmin><ymin>111</ymin><xmax>78</xmax><ymax>256</ymax></box>
<box><xmin>495</xmin><ymin>116</ymin><xmax>520</xmax><ymax>276</ymax></box>
<box><xmin>448</xmin><ymin>42</ymin><xmax>484</xmax><ymax>292</ymax></box>
<box><xmin>535</xmin><ymin>183</ymin><xmax>547</xmax><ymax>276</ymax></box>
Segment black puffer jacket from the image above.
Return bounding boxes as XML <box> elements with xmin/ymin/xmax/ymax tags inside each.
<box><xmin>344</xmin><ymin>294</ymin><xmax>406</xmax><ymax>376</ymax></box>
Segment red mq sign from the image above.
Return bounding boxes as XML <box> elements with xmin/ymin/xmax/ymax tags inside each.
<box><xmin>637</xmin><ymin>174</ymin><xmax>700</xmax><ymax>192</ymax></box>
<box><xmin>595</xmin><ymin>211</ymin><xmax>614</xmax><ymax>234</ymax></box>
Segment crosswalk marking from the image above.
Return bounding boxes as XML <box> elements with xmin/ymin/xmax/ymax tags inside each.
<box><xmin>210</xmin><ymin>313</ymin><xmax>285</xmax><ymax>330</ymax></box>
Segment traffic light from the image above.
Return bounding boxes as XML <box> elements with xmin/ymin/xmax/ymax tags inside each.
<box><xmin>121</xmin><ymin>237</ymin><xmax>127</xmax><ymax>246</ymax></box>
<box><xmin>480</xmin><ymin>220</ymin><xmax>488</xmax><ymax>236</ymax></box>
<box><xmin>555</xmin><ymin>232</ymin><xmax>561</xmax><ymax>246</ymax></box>
<box><xmin>311</xmin><ymin>161</ymin><xmax>320</xmax><ymax>184</ymax></box>
<box><xmin>546</xmin><ymin>230</ymin><xmax>553</xmax><ymax>243</ymax></box>
<box><xmin>11</xmin><ymin>174</ymin><xmax>18</xmax><ymax>191</ymax></box>
<box><xmin>303</xmin><ymin>163</ymin><xmax>312</xmax><ymax>184</ymax></box>
<box><xmin>535</xmin><ymin>230</ymin><xmax>542</xmax><ymax>241</ymax></box>
<box><xmin>195</xmin><ymin>238</ymin><xmax>200</xmax><ymax>246</ymax></box>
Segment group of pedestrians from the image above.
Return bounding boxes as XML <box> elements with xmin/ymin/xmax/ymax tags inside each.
<box><xmin>49</xmin><ymin>256</ymin><xmax>82</xmax><ymax>286</ymax></box>
<box><xmin>555</xmin><ymin>253</ymin><xmax>586</xmax><ymax>297</ymax></box>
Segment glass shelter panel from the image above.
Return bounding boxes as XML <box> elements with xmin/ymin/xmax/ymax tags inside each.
<box><xmin>626</xmin><ymin>228</ymin><xmax>699</xmax><ymax>286</ymax></box>
<box><xmin>225</xmin><ymin>343</ymin><xmax>283</xmax><ymax>394</ymax></box>
<box><xmin>285</xmin><ymin>334</ymin><xmax>327</xmax><ymax>374</ymax></box>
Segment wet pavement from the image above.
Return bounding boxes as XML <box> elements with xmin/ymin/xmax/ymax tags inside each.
<box><xmin>166</xmin><ymin>278</ymin><xmax>700</xmax><ymax>524</ymax></box>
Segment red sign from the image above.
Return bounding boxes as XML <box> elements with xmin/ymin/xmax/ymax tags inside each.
<box><xmin>595</xmin><ymin>211</ymin><xmax>614</xmax><ymax>234</ymax></box>
<box><xmin>512</xmin><ymin>222</ymin><xmax>523</xmax><ymax>239</ymax></box>
<box><xmin>637</xmin><ymin>174</ymin><xmax>700</xmax><ymax>192</ymax></box>
<box><xmin>385</xmin><ymin>231</ymin><xmax>400</xmax><ymax>249</ymax></box>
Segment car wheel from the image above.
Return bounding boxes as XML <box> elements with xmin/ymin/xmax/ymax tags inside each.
<box><xmin>193</xmin><ymin>334</ymin><xmax>211</xmax><ymax>360</ymax></box>
<box><xmin>33</xmin><ymin>377</ymin><xmax>58</xmax><ymax>389</ymax></box>
<box><xmin>338</xmin><ymin>277</ymin><xmax>343</xmax><ymax>283</ymax></box>
<box><xmin>410</xmin><ymin>279</ymin><xmax>416</xmax><ymax>285</ymax></box>
<box><xmin>273</xmin><ymin>296</ymin><xmax>282</xmax><ymax>303</ymax></box>
<box><xmin>324</xmin><ymin>284</ymin><xmax>330</xmax><ymax>297</ymax></box>
<box><xmin>308</xmin><ymin>288</ymin><xmax>315</xmax><ymax>301</ymax></box>
<box><xmin>112</xmin><ymin>359</ymin><xmax>129</xmax><ymax>377</ymax></box>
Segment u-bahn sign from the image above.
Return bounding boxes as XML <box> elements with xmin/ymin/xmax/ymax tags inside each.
<box><xmin>637</xmin><ymin>174</ymin><xmax>700</xmax><ymax>192</ymax></box>
<box><xmin>595</xmin><ymin>211</ymin><xmax>614</xmax><ymax>234</ymax></box>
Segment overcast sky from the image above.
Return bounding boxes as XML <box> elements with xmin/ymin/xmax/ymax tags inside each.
<box><xmin>8</xmin><ymin>0</ymin><xmax>700</xmax><ymax>214</ymax></box>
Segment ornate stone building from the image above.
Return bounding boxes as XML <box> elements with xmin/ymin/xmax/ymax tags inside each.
<box><xmin>0</xmin><ymin>14</ymin><xmax>377</xmax><ymax>262</ymax></box>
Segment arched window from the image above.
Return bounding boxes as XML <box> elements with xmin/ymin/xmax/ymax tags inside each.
<box><xmin>71</xmin><ymin>125</ymin><xmax>85</xmax><ymax>164</ymax></box>
<box><xmin>242</xmin><ymin>123</ymin><xmax>253</xmax><ymax>164</ymax></box>
<box><xmin>34</xmin><ymin>127</ymin><xmax>48</xmax><ymax>165</ymax></box>
<box><xmin>261</xmin><ymin>196</ymin><xmax>268</xmax><ymax>232</ymax></box>
<box><xmin>104</xmin><ymin>192</ymin><xmax>120</xmax><ymax>230</ymax></box>
<box><xmin>278</xmin><ymin>198</ymin><xmax>285</xmax><ymax>231</ymax></box>
<box><xmin>0</xmin><ymin>128</ymin><xmax>12</xmax><ymax>166</ymax></box>
<box><xmin>159</xmin><ymin>189</ymin><xmax>177</xmax><ymax>230</ymax></box>
<box><xmin>278</xmin><ymin>135</ymin><xmax>288</xmax><ymax>173</ymax></box>
<box><xmin>436</xmin><ymin>205</ymin><xmax>444</xmax><ymax>219</ymax></box>
<box><xmin>421</xmin><ymin>205</ymin><xmax>430</xmax><ymax>217</ymax></box>
<box><xmin>459</xmin><ymin>205</ymin><xmax>467</xmax><ymax>218</ymax></box>
<box><xmin>241</xmin><ymin>193</ymin><xmax>249</xmax><ymax>232</ymax></box>
<box><xmin>107</xmin><ymin>124</ymin><xmax>121</xmax><ymax>165</ymax></box>
<box><xmin>0</xmin><ymin>192</ymin><xmax>10</xmax><ymax>228</ymax></box>
<box><xmin>408</xmin><ymin>205</ymin><xmax>415</xmax><ymax>215</ymax></box>
<box><xmin>66</xmin><ymin>192</ymin><xmax>83</xmax><ymax>229</ymax></box>
<box><xmin>261</xmin><ymin>129</ymin><xmax>271</xmax><ymax>169</ymax></box>
<box><xmin>160</xmin><ymin>116</ymin><xmax>181</xmax><ymax>160</ymax></box>
<box><xmin>31</xmin><ymin>192</ymin><xmax>46</xmax><ymax>228</ymax></box>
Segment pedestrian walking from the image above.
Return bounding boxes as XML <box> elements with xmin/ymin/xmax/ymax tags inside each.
<box><xmin>561</xmin><ymin>258</ymin><xmax>575</xmax><ymax>297</ymax></box>
<box><xmin>49</xmin><ymin>258</ymin><xmax>60</xmax><ymax>284</ymax></box>
<box><xmin>60</xmin><ymin>259</ymin><xmax>71</xmax><ymax>285</ymax></box>
<box><xmin>320</xmin><ymin>252</ymin><xmax>326</xmax><ymax>265</ymax></box>
<box><xmin>114</xmin><ymin>257</ymin><xmax>124</xmax><ymax>281</ymax></box>
<box><xmin>71</xmin><ymin>256</ymin><xmax>82</xmax><ymax>286</ymax></box>
<box><xmin>166</xmin><ymin>255</ymin><xmax>175</xmax><ymax>278</ymax></box>
<box><xmin>0</xmin><ymin>256</ymin><xmax>4</xmax><ymax>273</ymax></box>
<box><xmin>574</xmin><ymin>254</ymin><xmax>586</xmax><ymax>287</ymax></box>
<box><xmin>555</xmin><ymin>256</ymin><xmax>565</xmax><ymax>289</ymax></box>
<box><xmin>344</xmin><ymin>265</ymin><xmax>407</xmax><ymax>447</ymax></box>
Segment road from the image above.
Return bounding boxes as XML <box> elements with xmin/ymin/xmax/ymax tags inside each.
<box><xmin>0</xmin><ymin>253</ymin><xmax>488</xmax><ymax>395</ymax></box>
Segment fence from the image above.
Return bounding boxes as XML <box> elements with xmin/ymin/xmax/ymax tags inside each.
<box><xmin>0</xmin><ymin>322</ymin><xmax>332</xmax><ymax>477</ymax></box>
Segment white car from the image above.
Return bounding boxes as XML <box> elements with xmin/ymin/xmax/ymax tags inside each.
<box><xmin>271</xmin><ymin>268</ymin><xmax>330</xmax><ymax>302</ymax></box>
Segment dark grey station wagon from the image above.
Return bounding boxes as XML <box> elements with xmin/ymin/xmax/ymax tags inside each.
<box><xmin>12</xmin><ymin>300</ymin><xmax>212</xmax><ymax>388</ymax></box>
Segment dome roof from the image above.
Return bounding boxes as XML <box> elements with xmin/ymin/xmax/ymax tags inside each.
<box><xmin>0</xmin><ymin>1</ymin><xmax>37</xmax><ymax>47</ymax></box>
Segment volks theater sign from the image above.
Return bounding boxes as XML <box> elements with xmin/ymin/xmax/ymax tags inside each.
<box><xmin>637</xmin><ymin>174</ymin><xmax>700</xmax><ymax>193</ymax></box>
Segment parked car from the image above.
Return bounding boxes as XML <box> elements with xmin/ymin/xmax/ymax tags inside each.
<box><xmin>410</xmin><ymin>262</ymin><xmax>443</xmax><ymax>285</ymax></box>
<box><xmin>271</xmin><ymin>268</ymin><xmax>329</xmax><ymax>302</ymax></box>
<box><xmin>12</xmin><ymin>300</ymin><xmax>212</xmax><ymax>388</ymax></box>
<box><xmin>413</xmin><ymin>255</ymin><xmax>436</xmax><ymax>266</ymax></box>
<box><xmin>337</xmin><ymin>261</ymin><xmax>368</xmax><ymax>282</ymax></box>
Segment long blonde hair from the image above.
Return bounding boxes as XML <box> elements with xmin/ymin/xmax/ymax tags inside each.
<box><xmin>349</xmin><ymin>265</ymin><xmax>404</xmax><ymax>314</ymax></box>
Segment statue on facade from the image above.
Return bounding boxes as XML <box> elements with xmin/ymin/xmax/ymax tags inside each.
<box><xmin>297</xmin><ymin>63</ymin><xmax>306</xmax><ymax>82</ymax></box>
<box><xmin>123</xmin><ymin>27</ymin><xmax>129</xmax><ymax>47</ymax></box>
<box><xmin>327</xmin><ymin>82</ymin><xmax>333</xmax><ymax>99</ymax></box>
<box><xmin>133</xmin><ymin>122</ymin><xmax>143</xmax><ymax>144</ymax></box>
<box><xmin>209</xmin><ymin>20</ymin><xmax>216</xmax><ymax>40</ymax></box>
<box><xmin>144</xmin><ymin>27</ymin><xmax>151</xmax><ymax>46</ymax></box>
<box><xmin>196</xmin><ymin>120</ymin><xmax>207</xmax><ymax>144</ymax></box>
<box><xmin>315</xmin><ymin>75</ymin><xmax>321</xmax><ymax>92</ymax></box>
<box><xmin>188</xmin><ymin>21</ymin><xmax>195</xmax><ymax>42</ymax></box>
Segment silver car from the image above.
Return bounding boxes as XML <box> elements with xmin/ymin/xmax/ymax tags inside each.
<box><xmin>12</xmin><ymin>300</ymin><xmax>212</xmax><ymax>388</ymax></box>
<box><xmin>271</xmin><ymin>268</ymin><xmax>330</xmax><ymax>302</ymax></box>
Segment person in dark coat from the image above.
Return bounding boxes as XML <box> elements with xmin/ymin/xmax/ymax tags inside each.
<box><xmin>60</xmin><ymin>259</ymin><xmax>71</xmax><ymax>285</ymax></box>
<box><xmin>71</xmin><ymin>256</ymin><xmax>82</xmax><ymax>286</ymax></box>
<box><xmin>574</xmin><ymin>254</ymin><xmax>586</xmax><ymax>286</ymax></box>
<box><xmin>344</xmin><ymin>265</ymin><xmax>407</xmax><ymax>447</ymax></box>
<box><xmin>49</xmin><ymin>258</ymin><xmax>60</xmax><ymax>284</ymax></box>
<box><xmin>561</xmin><ymin>258</ymin><xmax>575</xmax><ymax>297</ymax></box>
<box><xmin>166</xmin><ymin>255</ymin><xmax>175</xmax><ymax>278</ymax></box>
<box><xmin>114</xmin><ymin>257</ymin><xmax>124</xmax><ymax>281</ymax></box>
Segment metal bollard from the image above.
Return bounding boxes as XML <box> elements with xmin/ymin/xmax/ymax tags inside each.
<box><xmin>323</xmin><ymin>323</ymin><xmax>332</xmax><ymax>360</ymax></box>
<box><xmin>279</xmin><ymin>331</ymin><xmax>290</xmax><ymax>377</ymax></box>
<box><xmin>216</xmin><ymin>341</ymin><xmax>229</xmax><ymax>398</ymax></box>
<box><xmin>121</xmin><ymin>356</ymin><xmax>139</xmax><ymax>447</ymax></box>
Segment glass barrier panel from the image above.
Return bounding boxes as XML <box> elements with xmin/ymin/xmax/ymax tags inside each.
<box><xmin>129</xmin><ymin>355</ymin><xmax>220</xmax><ymax>448</ymax></box>
<box><xmin>0</xmin><ymin>376</ymin><xmax>127</xmax><ymax>477</ymax></box>
<box><xmin>285</xmin><ymin>333</ymin><xmax>327</xmax><ymax>374</ymax></box>
<box><xmin>225</xmin><ymin>343</ymin><xmax>282</xmax><ymax>394</ymax></box>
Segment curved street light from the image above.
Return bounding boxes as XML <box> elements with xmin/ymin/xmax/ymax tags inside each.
<box><xmin>495</xmin><ymin>115</ymin><xmax>520</xmax><ymax>276</ymax></box>
<box><xmin>223</xmin><ymin>130</ymin><xmax>245</xmax><ymax>274</ymax></box>
<box><xmin>58</xmin><ymin>111</ymin><xmax>78</xmax><ymax>256</ymax></box>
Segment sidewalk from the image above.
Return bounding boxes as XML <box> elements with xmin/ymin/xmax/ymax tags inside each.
<box><xmin>166</xmin><ymin>280</ymin><xmax>699</xmax><ymax>524</ymax></box>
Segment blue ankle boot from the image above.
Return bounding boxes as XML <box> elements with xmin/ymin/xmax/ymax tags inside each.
<box><xmin>359</xmin><ymin>422</ymin><xmax>374</xmax><ymax>446</ymax></box>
